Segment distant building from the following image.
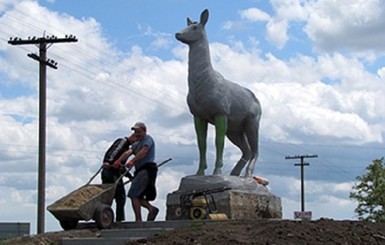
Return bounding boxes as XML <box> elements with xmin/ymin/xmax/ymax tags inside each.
<box><xmin>0</xmin><ymin>222</ymin><xmax>30</xmax><ymax>239</ymax></box>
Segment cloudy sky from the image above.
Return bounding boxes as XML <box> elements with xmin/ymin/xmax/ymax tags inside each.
<box><xmin>1</xmin><ymin>0</ymin><xmax>385</xmax><ymax>234</ymax></box>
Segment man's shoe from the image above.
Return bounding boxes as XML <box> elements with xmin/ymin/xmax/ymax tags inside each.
<box><xmin>147</xmin><ymin>207</ymin><xmax>159</xmax><ymax>221</ymax></box>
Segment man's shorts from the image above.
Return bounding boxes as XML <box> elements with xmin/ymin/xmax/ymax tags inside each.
<box><xmin>127</xmin><ymin>170</ymin><xmax>149</xmax><ymax>199</ymax></box>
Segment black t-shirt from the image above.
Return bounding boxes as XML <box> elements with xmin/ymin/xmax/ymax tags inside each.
<box><xmin>102</xmin><ymin>137</ymin><xmax>131</xmax><ymax>183</ymax></box>
<box><xmin>103</xmin><ymin>137</ymin><xmax>131</xmax><ymax>164</ymax></box>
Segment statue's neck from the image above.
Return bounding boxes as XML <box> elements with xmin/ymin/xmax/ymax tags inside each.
<box><xmin>188</xmin><ymin>35</ymin><xmax>213</xmax><ymax>74</ymax></box>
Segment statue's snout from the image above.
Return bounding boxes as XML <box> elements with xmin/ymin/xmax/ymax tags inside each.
<box><xmin>175</xmin><ymin>32</ymin><xmax>188</xmax><ymax>44</ymax></box>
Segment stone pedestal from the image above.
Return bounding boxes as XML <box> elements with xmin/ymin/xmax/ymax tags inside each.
<box><xmin>166</xmin><ymin>175</ymin><xmax>282</xmax><ymax>220</ymax></box>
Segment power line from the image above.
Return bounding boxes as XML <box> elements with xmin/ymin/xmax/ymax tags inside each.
<box><xmin>0</xmin><ymin>8</ymin><xmax>187</xmax><ymax>114</ymax></box>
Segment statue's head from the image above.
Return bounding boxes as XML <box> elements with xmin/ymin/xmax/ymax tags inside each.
<box><xmin>175</xmin><ymin>9</ymin><xmax>209</xmax><ymax>45</ymax></box>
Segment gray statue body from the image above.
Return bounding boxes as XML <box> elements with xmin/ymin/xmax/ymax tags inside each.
<box><xmin>175</xmin><ymin>9</ymin><xmax>262</xmax><ymax>177</ymax></box>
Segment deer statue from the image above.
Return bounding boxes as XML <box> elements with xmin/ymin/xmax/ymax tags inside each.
<box><xmin>175</xmin><ymin>9</ymin><xmax>262</xmax><ymax>177</ymax></box>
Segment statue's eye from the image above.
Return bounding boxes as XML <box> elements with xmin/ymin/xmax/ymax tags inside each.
<box><xmin>193</xmin><ymin>26</ymin><xmax>198</xmax><ymax>30</ymax></box>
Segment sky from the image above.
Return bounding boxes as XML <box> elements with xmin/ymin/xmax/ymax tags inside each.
<box><xmin>1</xmin><ymin>0</ymin><xmax>385</xmax><ymax>234</ymax></box>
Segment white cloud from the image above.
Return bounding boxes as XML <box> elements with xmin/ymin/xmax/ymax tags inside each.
<box><xmin>249</xmin><ymin>0</ymin><xmax>385</xmax><ymax>52</ymax></box>
<box><xmin>269</xmin><ymin>176</ymin><xmax>357</xmax><ymax>219</ymax></box>
<box><xmin>266</xmin><ymin>19</ymin><xmax>288</xmax><ymax>49</ymax></box>
<box><xmin>304</xmin><ymin>0</ymin><xmax>385</xmax><ymax>52</ymax></box>
<box><xmin>378</xmin><ymin>67</ymin><xmax>385</xmax><ymax>78</ymax></box>
<box><xmin>252</xmin><ymin>0</ymin><xmax>308</xmax><ymax>48</ymax></box>
<box><xmin>222</xmin><ymin>20</ymin><xmax>244</xmax><ymax>31</ymax></box>
<box><xmin>224</xmin><ymin>8</ymin><xmax>270</xmax><ymax>32</ymax></box>
<box><xmin>271</xmin><ymin>0</ymin><xmax>308</xmax><ymax>21</ymax></box>
<box><xmin>240</xmin><ymin>8</ymin><xmax>270</xmax><ymax>22</ymax></box>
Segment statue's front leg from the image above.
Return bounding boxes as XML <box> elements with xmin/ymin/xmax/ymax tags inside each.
<box><xmin>194</xmin><ymin>117</ymin><xmax>208</xmax><ymax>175</ymax></box>
<box><xmin>213</xmin><ymin>115</ymin><xmax>227</xmax><ymax>175</ymax></box>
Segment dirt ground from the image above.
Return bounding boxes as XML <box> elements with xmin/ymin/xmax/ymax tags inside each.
<box><xmin>2</xmin><ymin>219</ymin><xmax>385</xmax><ymax>245</ymax></box>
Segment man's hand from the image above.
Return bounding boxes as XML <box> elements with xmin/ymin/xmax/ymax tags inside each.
<box><xmin>126</xmin><ymin>160</ymin><xmax>135</xmax><ymax>169</ymax></box>
<box><xmin>112</xmin><ymin>160</ymin><xmax>122</xmax><ymax>169</ymax></box>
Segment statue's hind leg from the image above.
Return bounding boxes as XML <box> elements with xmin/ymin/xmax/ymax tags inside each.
<box><xmin>227</xmin><ymin>131</ymin><xmax>251</xmax><ymax>176</ymax></box>
<box><xmin>244</xmin><ymin>118</ymin><xmax>260</xmax><ymax>177</ymax></box>
<box><xmin>231</xmin><ymin>157</ymin><xmax>248</xmax><ymax>176</ymax></box>
<box><xmin>245</xmin><ymin>158</ymin><xmax>257</xmax><ymax>177</ymax></box>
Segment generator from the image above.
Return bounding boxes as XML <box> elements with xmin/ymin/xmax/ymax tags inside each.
<box><xmin>175</xmin><ymin>186</ymin><xmax>231</xmax><ymax>220</ymax></box>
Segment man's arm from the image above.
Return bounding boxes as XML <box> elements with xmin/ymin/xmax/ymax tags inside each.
<box><xmin>126</xmin><ymin>146</ymin><xmax>149</xmax><ymax>168</ymax></box>
<box><xmin>110</xmin><ymin>133</ymin><xmax>137</xmax><ymax>169</ymax></box>
<box><xmin>112</xmin><ymin>149</ymin><xmax>133</xmax><ymax>169</ymax></box>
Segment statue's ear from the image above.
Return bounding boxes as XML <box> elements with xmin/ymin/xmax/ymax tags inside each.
<box><xmin>187</xmin><ymin>17</ymin><xmax>193</xmax><ymax>26</ymax></box>
<box><xmin>200</xmin><ymin>9</ymin><xmax>209</xmax><ymax>26</ymax></box>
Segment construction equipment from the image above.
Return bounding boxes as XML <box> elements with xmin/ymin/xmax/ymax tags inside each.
<box><xmin>176</xmin><ymin>186</ymin><xmax>231</xmax><ymax>220</ymax></box>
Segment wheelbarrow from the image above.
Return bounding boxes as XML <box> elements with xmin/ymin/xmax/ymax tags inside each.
<box><xmin>47</xmin><ymin>166</ymin><xmax>125</xmax><ymax>230</ymax></box>
<box><xmin>47</xmin><ymin>158</ymin><xmax>172</xmax><ymax>230</ymax></box>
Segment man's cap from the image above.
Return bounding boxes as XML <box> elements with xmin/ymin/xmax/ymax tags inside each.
<box><xmin>131</xmin><ymin>122</ymin><xmax>146</xmax><ymax>130</ymax></box>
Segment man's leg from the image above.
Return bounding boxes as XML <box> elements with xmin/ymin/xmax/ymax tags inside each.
<box><xmin>115</xmin><ymin>182</ymin><xmax>126</xmax><ymax>221</ymax></box>
<box><xmin>139</xmin><ymin>199</ymin><xmax>159</xmax><ymax>221</ymax></box>
<box><xmin>128</xmin><ymin>171</ymin><xmax>148</xmax><ymax>222</ymax></box>
<box><xmin>131</xmin><ymin>197</ymin><xmax>142</xmax><ymax>222</ymax></box>
<box><xmin>102</xmin><ymin>169</ymin><xmax>126</xmax><ymax>222</ymax></box>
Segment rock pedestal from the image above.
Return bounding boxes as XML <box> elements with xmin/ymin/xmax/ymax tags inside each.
<box><xmin>166</xmin><ymin>175</ymin><xmax>282</xmax><ymax>220</ymax></box>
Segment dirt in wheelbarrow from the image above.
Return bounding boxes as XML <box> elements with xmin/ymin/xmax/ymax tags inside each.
<box><xmin>3</xmin><ymin>218</ymin><xmax>385</xmax><ymax>245</ymax></box>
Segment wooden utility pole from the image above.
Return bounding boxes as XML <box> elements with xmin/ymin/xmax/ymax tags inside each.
<box><xmin>285</xmin><ymin>154</ymin><xmax>318</xmax><ymax>212</ymax></box>
<box><xmin>8</xmin><ymin>34</ymin><xmax>77</xmax><ymax>234</ymax></box>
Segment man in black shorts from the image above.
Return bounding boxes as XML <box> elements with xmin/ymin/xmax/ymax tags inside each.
<box><xmin>119</xmin><ymin>122</ymin><xmax>159</xmax><ymax>222</ymax></box>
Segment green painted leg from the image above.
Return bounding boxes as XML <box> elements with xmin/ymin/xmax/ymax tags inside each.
<box><xmin>194</xmin><ymin>117</ymin><xmax>208</xmax><ymax>175</ymax></box>
<box><xmin>213</xmin><ymin>115</ymin><xmax>227</xmax><ymax>175</ymax></box>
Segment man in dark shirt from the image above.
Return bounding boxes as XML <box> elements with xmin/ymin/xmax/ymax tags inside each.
<box><xmin>101</xmin><ymin>133</ymin><xmax>137</xmax><ymax>222</ymax></box>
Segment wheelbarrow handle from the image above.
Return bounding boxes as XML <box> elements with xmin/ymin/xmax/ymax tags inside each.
<box><xmin>86</xmin><ymin>165</ymin><xmax>104</xmax><ymax>185</ymax></box>
<box><xmin>123</xmin><ymin>157</ymin><xmax>172</xmax><ymax>185</ymax></box>
<box><xmin>157</xmin><ymin>157</ymin><xmax>172</xmax><ymax>168</ymax></box>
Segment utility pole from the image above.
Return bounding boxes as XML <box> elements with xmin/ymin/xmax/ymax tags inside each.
<box><xmin>8</xmin><ymin>34</ymin><xmax>77</xmax><ymax>234</ymax></box>
<box><xmin>285</xmin><ymin>154</ymin><xmax>318</xmax><ymax>213</ymax></box>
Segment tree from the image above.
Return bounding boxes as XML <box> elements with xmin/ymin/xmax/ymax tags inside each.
<box><xmin>350</xmin><ymin>157</ymin><xmax>385</xmax><ymax>222</ymax></box>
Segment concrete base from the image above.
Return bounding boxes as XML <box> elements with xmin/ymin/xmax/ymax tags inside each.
<box><xmin>166</xmin><ymin>175</ymin><xmax>282</xmax><ymax>220</ymax></box>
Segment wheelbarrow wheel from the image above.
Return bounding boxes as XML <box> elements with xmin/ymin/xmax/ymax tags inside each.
<box><xmin>94</xmin><ymin>204</ymin><xmax>114</xmax><ymax>229</ymax></box>
<box><xmin>59</xmin><ymin>219</ymin><xmax>79</xmax><ymax>230</ymax></box>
